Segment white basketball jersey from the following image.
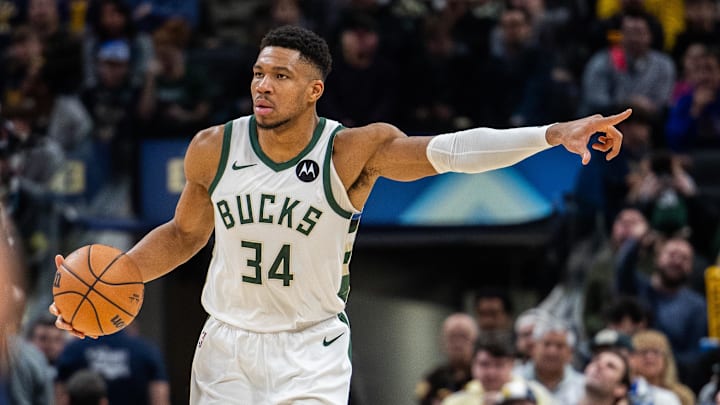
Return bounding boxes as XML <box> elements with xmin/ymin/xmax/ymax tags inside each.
<box><xmin>203</xmin><ymin>115</ymin><xmax>361</xmax><ymax>332</ymax></box>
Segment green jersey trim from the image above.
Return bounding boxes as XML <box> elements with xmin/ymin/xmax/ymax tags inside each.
<box><xmin>249</xmin><ymin>115</ymin><xmax>326</xmax><ymax>172</ymax></box>
<box><xmin>337</xmin><ymin>274</ymin><xmax>350</xmax><ymax>302</ymax></box>
<box><xmin>322</xmin><ymin>125</ymin><xmax>354</xmax><ymax>219</ymax></box>
<box><xmin>209</xmin><ymin>121</ymin><xmax>233</xmax><ymax>195</ymax></box>
<box><xmin>337</xmin><ymin>312</ymin><xmax>352</xmax><ymax>360</ymax></box>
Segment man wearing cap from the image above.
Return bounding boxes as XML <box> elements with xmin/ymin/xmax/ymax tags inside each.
<box><xmin>497</xmin><ymin>380</ymin><xmax>538</xmax><ymax>405</ymax></box>
<box><xmin>592</xmin><ymin>329</ymin><xmax>636</xmax><ymax>359</ymax></box>
<box><xmin>81</xmin><ymin>38</ymin><xmax>140</xmax><ymax>207</ymax></box>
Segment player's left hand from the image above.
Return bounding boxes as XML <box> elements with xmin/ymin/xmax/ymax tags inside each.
<box><xmin>546</xmin><ymin>108</ymin><xmax>631</xmax><ymax>165</ymax></box>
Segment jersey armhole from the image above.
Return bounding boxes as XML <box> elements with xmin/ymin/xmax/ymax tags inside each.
<box><xmin>323</xmin><ymin>125</ymin><xmax>357</xmax><ymax>219</ymax></box>
<box><xmin>208</xmin><ymin>121</ymin><xmax>233</xmax><ymax>196</ymax></box>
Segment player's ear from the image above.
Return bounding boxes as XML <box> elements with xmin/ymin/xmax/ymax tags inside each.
<box><xmin>308</xmin><ymin>79</ymin><xmax>324</xmax><ymax>102</ymax></box>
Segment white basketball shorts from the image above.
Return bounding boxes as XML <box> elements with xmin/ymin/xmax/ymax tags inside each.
<box><xmin>190</xmin><ymin>314</ymin><xmax>352</xmax><ymax>404</ymax></box>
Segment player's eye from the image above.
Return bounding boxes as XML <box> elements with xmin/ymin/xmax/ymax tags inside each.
<box><xmin>253</xmin><ymin>72</ymin><xmax>263</xmax><ymax>79</ymax></box>
<box><xmin>276</xmin><ymin>74</ymin><xmax>288</xmax><ymax>79</ymax></box>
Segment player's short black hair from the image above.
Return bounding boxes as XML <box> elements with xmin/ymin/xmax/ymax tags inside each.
<box><xmin>260</xmin><ymin>25</ymin><xmax>332</xmax><ymax>80</ymax></box>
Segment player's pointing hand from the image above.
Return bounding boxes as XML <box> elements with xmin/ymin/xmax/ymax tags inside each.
<box><xmin>545</xmin><ymin>108</ymin><xmax>631</xmax><ymax>165</ymax></box>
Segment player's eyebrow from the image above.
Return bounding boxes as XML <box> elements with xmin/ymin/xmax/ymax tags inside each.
<box><xmin>253</xmin><ymin>65</ymin><xmax>294</xmax><ymax>74</ymax></box>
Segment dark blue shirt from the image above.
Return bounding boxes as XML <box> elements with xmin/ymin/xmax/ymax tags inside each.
<box><xmin>56</xmin><ymin>330</ymin><xmax>168</xmax><ymax>405</ymax></box>
<box><xmin>616</xmin><ymin>238</ymin><xmax>708</xmax><ymax>370</ymax></box>
<box><xmin>666</xmin><ymin>90</ymin><xmax>720</xmax><ymax>151</ymax></box>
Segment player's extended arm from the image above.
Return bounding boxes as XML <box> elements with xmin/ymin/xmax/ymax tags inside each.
<box><xmin>369</xmin><ymin>109</ymin><xmax>631</xmax><ymax>182</ymax></box>
<box><xmin>126</xmin><ymin>127</ymin><xmax>220</xmax><ymax>283</ymax></box>
<box><xmin>50</xmin><ymin>127</ymin><xmax>220</xmax><ymax>338</ymax></box>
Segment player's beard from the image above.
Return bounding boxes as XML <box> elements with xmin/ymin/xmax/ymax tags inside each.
<box><xmin>256</xmin><ymin>117</ymin><xmax>291</xmax><ymax>130</ymax></box>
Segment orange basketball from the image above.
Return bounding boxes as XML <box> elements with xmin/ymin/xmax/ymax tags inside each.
<box><xmin>52</xmin><ymin>244</ymin><xmax>144</xmax><ymax>336</ymax></box>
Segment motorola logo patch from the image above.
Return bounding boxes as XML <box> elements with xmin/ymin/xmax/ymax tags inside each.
<box><xmin>296</xmin><ymin>160</ymin><xmax>319</xmax><ymax>182</ymax></box>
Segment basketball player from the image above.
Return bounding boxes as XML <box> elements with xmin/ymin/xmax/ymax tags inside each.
<box><xmin>51</xmin><ymin>25</ymin><xmax>630</xmax><ymax>404</ymax></box>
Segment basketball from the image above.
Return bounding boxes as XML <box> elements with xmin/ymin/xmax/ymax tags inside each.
<box><xmin>52</xmin><ymin>244</ymin><xmax>144</xmax><ymax>336</ymax></box>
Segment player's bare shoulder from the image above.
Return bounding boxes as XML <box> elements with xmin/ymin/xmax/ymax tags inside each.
<box><xmin>332</xmin><ymin>123</ymin><xmax>405</xmax><ymax>168</ymax></box>
<box><xmin>331</xmin><ymin>123</ymin><xmax>409</xmax><ymax>205</ymax></box>
<box><xmin>334</xmin><ymin>122</ymin><xmax>436</xmax><ymax>186</ymax></box>
<box><xmin>185</xmin><ymin>124</ymin><xmax>225</xmax><ymax>189</ymax></box>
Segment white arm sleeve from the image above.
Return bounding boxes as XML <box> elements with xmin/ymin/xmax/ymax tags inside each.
<box><xmin>425</xmin><ymin>125</ymin><xmax>555</xmax><ymax>174</ymax></box>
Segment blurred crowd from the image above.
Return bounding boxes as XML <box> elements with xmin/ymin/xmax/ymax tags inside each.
<box><xmin>418</xmin><ymin>288</ymin><xmax>719</xmax><ymax>405</ymax></box>
<box><xmin>0</xmin><ymin>0</ymin><xmax>720</xmax><ymax>404</ymax></box>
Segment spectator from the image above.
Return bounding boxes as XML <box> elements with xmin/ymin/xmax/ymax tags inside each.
<box><xmin>318</xmin><ymin>11</ymin><xmax>400</xmax><ymax>127</ymax></box>
<box><xmin>506</xmin><ymin>0</ymin><xmax>573</xmax><ymax>55</ymax></box>
<box><xmin>473</xmin><ymin>288</ymin><xmax>513</xmax><ymax>347</ymax></box>
<box><xmin>0</xmin><ymin>27</ymin><xmax>43</xmax><ymax>118</ymax></box>
<box><xmin>671</xmin><ymin>0</ymin><xmax>720</xmax><ymax>65</ymax></box>
<box><xmin>416</xmin><ymin>313</ymin><xmax>478</xmax><ymax>405</ymax></box>
<box><xmin>410</xmin><ymin>0</ymin><xmax>498</xmax><ymax>132</ymax></box>
<box><xmin>625</xmin><ymin>150</ymin><xmax>698</xmax><ymax>237</ymax></box>
<box><xmin>616</xmin><ymin>237</ymin><xmax>707</xmax><ymax>386</ymax></box>
<box><xmin>27</xmin><ymin>0</ymin><xmax>84</xmax><ymax>94</ymax></box>
<box><xmin>197</xmin><ymin>0</ymin><xmax>265</xmax><ymax>47</ymax></box>
<box><xmin>80</xmin><ymin>38</ymin><xmax>142</xmax><ymax>214</ymax></box>
<box><xmin>580</xmin><ymin>13</ymin><xmax>675</xmax><ymax>118</ymax></box>
<box><xmin>55</xmin><ymin>329</ymin><xmax>170</xmax><ymax>405</ymax></box>
<box><xmin>485</xmin><ymin>6</ymin><xmax>557</xmax><ymax>127</ymax></box>
<box><xmin>518</xmin><ymin>317</ymin><xmax>585</xmax><ymax>404</ymax></box>
<box><xmin>574</xmin><ymin>208</ymin><xmax>655</xmax><ymax>336</ymax></box>
<box><xmin>513</xmin><ymin>308</ymin><xmax>548</xmax><ymax>369</ymax></box>
<box><xmin>441</xmin><ymin>341</ymin><xmax>553</xmax><ymax>405</ymax></box>
<box><xmin>590</xmin><ymin>0</ymin><xmax>666</xmax><ymax>52</ymax></box>
<box><xmin>83</xmin><ymin>0</ymin><xmax>154</xmax><ymax>89</ymax></box>
<box><xmin>137</xmin><ymin>17</ymin><xmax>211</xmax><ymax>138</ymax></box>
<box><xmin>64</xmin><ymin>369</ymin><xmax>108</xmax><ymax>405</ymax></box>
<box><xmin>251</xmin><ymin>0</ymin><xmax>317</xmax><ymax>44</ymax></box>
<box><xmin>587</xmin><ymin>326</ymin><xmax>680</xmax><ymax>405</ymax></box>
<box><xmin>14</xmin><ymin>38</ymin><xmax>92</xmax><ymax>320</ymax></box>
<box><xmin>579</xmin><ymin>348</ymin><xmax>631</xmax><ymax>405</ymax></box>
<box><xmin>405</xmin><ymin>14</ymin><xmax>470</xmax><ymax>133</ymax></box>
<box><xmin>1</xmin><ymin>267</ymin><xmax>54</xmax><ymax>405</ymax></box>
<box><xmin>666</xmin><ymin>49</ymin><xmax>720</xmax><ymax>151</ymax></box>
<box><xmin>571</xmin><ymin>105</ymin><xmax>654</xmax><ymax>237</ymax></box>
<box><xmin>671</xmin><ymin>42</ymin><xmax>708</xmax><ymax>103</ymax></box>
<box><xmin>602</xmin><ymin>296</ymin><xmax>651</xmax><ymax>337</ymax></box>
<box><xmin>631</xmin><ymin>329</ymin><xmax>695</xmax><ymax>405</ymax></box>
<box><xmin>26</xmin><ymin>312</ymin><xmax>68</xmax><ymax>379</ymax></box>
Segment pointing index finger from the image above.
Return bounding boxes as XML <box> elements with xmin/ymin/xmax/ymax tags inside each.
<box><xmin>598</xmin><ymin>108</ymin><xmax>633</xmax><ymax>128</ymax></box>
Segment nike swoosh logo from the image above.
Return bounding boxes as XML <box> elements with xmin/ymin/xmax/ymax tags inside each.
<box><xmin>232</xmin><ymin>162</ymin><xmax>257</xmax><ymax>170</ymax></box>
<box><xmin>322</xmin><ymin>333</ymin><xmax>344</xmax><ymax>347</ymax></box>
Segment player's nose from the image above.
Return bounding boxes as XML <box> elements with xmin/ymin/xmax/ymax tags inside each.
<box><xmin>255</xmin><ymin>76</ymin><xmax>272</xmax><ymax>94</ymax></box>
